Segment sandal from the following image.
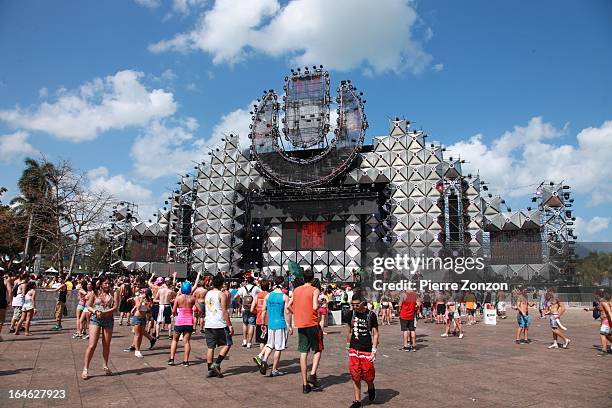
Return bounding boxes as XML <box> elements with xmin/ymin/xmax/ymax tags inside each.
<box><xmin>103</xmin><ymin>366</ymin><xmax>112</xmax><ymax>376</ymax></box>
<box><xmin>81</xmin><ymin>368</ymin><xmax>88</xmax><ymax>380</ymax></box>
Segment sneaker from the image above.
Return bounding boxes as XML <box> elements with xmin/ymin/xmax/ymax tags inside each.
<box><xmin>167</xmin><ymin>359</ymin><xmax>174</xmax><ymax>366</ymax></box>
<box><xmin>246</xmin><ymin>343</ymin><xmax>252</xmax><ymax>349</ymax></box>
<box><xmin>307</xmin><ymin>373</ymin><xmax>320</xmax><ymax>388</ymax></box>
<box><xmin>72</xmin><ymin>333</ymin><xmax>81</xmax><ymax>339</ymax></box>
<box><xmin>403</xmin><ymin>346</ymin><xmax>411</xmax><ymax>352</ymax></box>
<box><xmin>259</xmin><ymin>361</ymin><xmax>268</xmax><ymax>375</ymax></box>
<box><xmin>270</xmin><ymin>369</ymin><xmax>285</xmax><ymax>377</ymax></box>
<box><xmin>207</xmin><ymin>369</ymin><xmax>217</xmax><ymax>378</ymax></box>
<box><xmin>548</xmin><ymin>343</ymin><xmax>559</xmax><ymax>349</ymax></box>
<box><xmin>210</xmin><ymin>363</ymin><xmax>223</xmax><ymax>378</ymax></box>
<box><xmin>182</xmin><ymin>361</ymin><xmax>190</xmax><ymax>367</ymax></box>
<box><xmin>515</xmin><ymin>340</ymin><xmax>521</xmax><ymax>344</ymax></box>
<box><xmin>8</xmin><ymin>328</ymin><xmax>15</xmax><ymax>334</ymax></box>
<box><xmin>459</xmin><ymin>333</ymin><xmax>464</xmax><ymax>339</ymax></box>
<box><xmin>242</xmin><ymin>341</ymin><xmax>247</xmax><ymax>348</ymax></box>
<box><xmin>368</xmin><ymin>384</ymin><xmax>376</xmax><ymax>401</ymax></box>
<box><xmin>597</xmin><ymin>351</ymin><xmax>607</xmax><ymax>356</ymax></box>
<box><xmin>349</xmin><ymin>401</ymin><xmax>362</xmax><ymax>408</ymax></box>
<box><xmin>149</xmin><ymin>338</ymin><xmax>157</xmax><ymax>350</ymax></box>
<box><xmin>123</xmin><ymin>346</ymin><xmax>136</xmax><ymax>352</ymax></box>
<box><xmin>412</xmin><ymin>347</ymin><xmax>417</xmax><ymax>352</ymax></box>
<box><xmin>302</xmin><ymin>384</ymin><xmax>312</xmax><ymax>394</ymax></box>
<box><xmin>440</xmin><ymin>333</ymin><xmax>448</xmax><ymax>337</ymax></box>
<box><xmin>82</xmin><ymin>334</ymin><xmax>89</xmax><ymax>340</ymax></box>
<box><xmin>135</xmin><ymin>350</ymin><xmax>143</xmax><ymax>358</ymax></box>
<box><xmin>253</xmin><ymin>355</ymin><xmax>263</xmax><ymax>368</ymax></box>
<box><xmin>563</xmin><ymin>339</ymin><xmax>570</xmax><ymax>349</ymax></box>
<box><xmin>51</xmin><ymin>325</ymin><xmax>61</xmax><ymax>331</ymax></box>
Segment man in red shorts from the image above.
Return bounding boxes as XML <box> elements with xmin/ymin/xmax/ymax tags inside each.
<box><xmin>346</xmin><ymin>290</ymin><xmax>378</xmax><ymax>408</ymax></box>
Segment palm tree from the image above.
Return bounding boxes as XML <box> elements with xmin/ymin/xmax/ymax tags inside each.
<box><xmin>10</xmin><ymin>158</ymin><xmax>55</xmax><ymax>268</ymax></box>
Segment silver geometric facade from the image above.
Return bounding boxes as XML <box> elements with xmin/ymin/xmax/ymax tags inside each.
<box><xmin>132</xmin><ymin>70</ymin><xmax>577</xmax><ymax>283</ymax></box>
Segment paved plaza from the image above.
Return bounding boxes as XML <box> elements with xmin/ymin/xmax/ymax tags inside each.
<box><xmin>1</xmin><ymin>308</ymin><xmax>610</xmax><ymax>408</ymax></box>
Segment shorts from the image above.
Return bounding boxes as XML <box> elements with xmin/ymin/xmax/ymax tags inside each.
<box><xmin>242</xmin><ymin>311</ymin><xmax>256</xmax><ymax>326</ymax></box>
<box><xmin>131</xmin><ymin>316</ymin><xmax>147</xmax><ymax>326</ymax></box>
<box><xmin>256</xmin><ymin>324</ymin><xmax>268</xmax><ymax>344</ymax></box>
<box><xmin>266</xmin><ymin>328</ymin><xmax>288</xmax><ymax>351</ymax></box>
<box><xmin>54</xmin><ymin>302</ymin><xmax>67</xmax><ymax>320</ymax></box>
<box><xmin>318</xmin><ymin>307</ymin><xmax>328</xmax><ymax>315</ymax></box>
<box><xmin>205</xmin><ymin>327</ymin><xmax>232</xmax><ymax>348</ymax></box>
<box><xmin>151</xmin><ymin>303</ymin><xmax>159</xmax><ymax>321</ymax></box>
<box><xmin>298</xmin><ymin>325</ymin><xmax>324</xmax><ymax>353</ymax></box>
<box><xmin>436</xmin><ymin>304</ymin><xmax>446</xmax><ymax>315</ymax></box>
<box><xmin>517</xmin><ymin>314</ymin><xmax>531</xmax><ymax>328</ymax></box>
<box><xmin>467</xmin><ymin>309</ymin><xmax>476</xmax><ymax>316</ymax></box>
<box><xmin>600</xmin><ymin>323</ymin><xmax>611</xmax><ymax>335</ymax></box>
<box><xmin>77</xmin><ymin>304</ymin><xmax>87</xmax><ymax>312</ymax></box>
<box><xmin>12</xmin><ymin>306</ymin><xmax>22</xmax><ymax>321</ymax></box>
<box><xmin>497</xmin><ymin>302</ymin><xmax>506</xmax><ymax>312</ymax></box>
<box><xmin>90</xmin><ymin>315</ymin><xmax>114</xmax><ymax>330</ymax></box>
<box><xmin>400</xmin><ymin>318</ymin><xmax>415</xmax><ymax>332</ymax></box>
<box><xmin>549</xmin><ymin>315</ymin><xmax>559</xmax><ymax>329</ymax></box>
<box><xmin>0</xmin><ymin>308</ymin><xmax>6</xmax><ymax>323</ymax></box>
<box><xmin>348</xmin><ymin>348</ymin><xmax>375</xmax><ymax>383</ymax></box>
<box><xmin>175</xmin><ymin>325</ymin><xmax>194</xmax><ymax>335</ymax></box>
<box><xmin>155</xmin><ymin>304</ymin><xmax>172</xmax><ymax>324</ymax></box>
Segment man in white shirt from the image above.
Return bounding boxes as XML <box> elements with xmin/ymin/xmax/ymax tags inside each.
<box><xmin>236</xmin><ymin>276</ymin><xmax>261</xmax><ymax>348</ymax></box>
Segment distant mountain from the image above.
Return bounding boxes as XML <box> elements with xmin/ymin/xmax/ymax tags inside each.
<box><xmin>575</xmin><ymin>242</ymin><xmax>612</xmax><ymax>258</ymax></box>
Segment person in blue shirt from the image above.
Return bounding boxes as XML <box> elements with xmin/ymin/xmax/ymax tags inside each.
<box><xmin>258</xmin><ymin>276</ymin><xmax>293</xmax><ymax>376</ymax></box>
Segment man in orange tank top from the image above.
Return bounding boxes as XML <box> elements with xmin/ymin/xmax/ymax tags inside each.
<box><xmin>288</xmin><ymin>269</ymin><xmax>323</xmax><ymax>393</ymax></box>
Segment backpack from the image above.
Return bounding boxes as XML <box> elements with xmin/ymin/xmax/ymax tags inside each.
<box><xmin>593</xmin><ymin>302</ymin><xmax>600</xmax><ymax>320</ymax></box>
<box><xmin>242</xmin><ymin>285</ymin><xmax>255</xmax><ymax>311</ymax></box>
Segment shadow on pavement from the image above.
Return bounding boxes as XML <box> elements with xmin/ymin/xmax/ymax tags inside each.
<box><xmin>118</xmin><ymin>366</ymin><xmax>167</xmax><ymax>376</ymax></box>
<box><xmin>320</xmin><ymin>372</ymin><xmax>351</xmax><ymax>389</ymax></box>
<box><xmin>370</xmin><ymin>388</ymin><xmax>399</xmax><ymax>405</ymax></box>
<box><xmin>0</xmin><ymin>367</ymin><xmax>33</xmax><ymax>376</ymax></box>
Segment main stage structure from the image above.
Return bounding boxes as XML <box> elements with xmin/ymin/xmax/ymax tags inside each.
<box><xmin>119</xmin><ymin>68</ymin><xmax>577</xmax><ymax>282</ymax></box>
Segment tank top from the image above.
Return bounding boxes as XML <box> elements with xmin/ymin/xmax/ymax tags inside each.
<box><xmin>58</xmin><ymin>288</ymin><xmax>67</xmax><ymax>303</ymax></box>
<box><xmin>292</xmin><ymin>285</ymin><xmax>318</xmax><ymax>328</ymax></box>
<box><xmin>176</xmin><ymin>307</ymin><xmax>194</xmax><ymax>326</ymax></box>
<box><xmin>23</xmin><ymin>291</ymin><xmax>34</xmax><ymax>309</ymax></box>
<box><xmin>94</xmin><ymin>292</ymin><xmax>114</xmax><ymax>312</ymax></box>
<box><xmin>204</xmin><ymin>289</ymin><xmax>226</xmax><ymax>329</ymax></box>
<box><xmin>267</xmin><ymin>291</ymin><xmax>287</xmax><ymax>330</ymax></box>
<box><xmin>12</xmin><ymin>284</ymin><xmax>24</xmax><ymax>307</ymax></box>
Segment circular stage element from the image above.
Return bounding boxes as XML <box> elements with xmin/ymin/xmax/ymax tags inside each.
<box><xmin>250</xmin><ymin>68</ymin><xmax>367</xmax><ymax>187</ymax></box>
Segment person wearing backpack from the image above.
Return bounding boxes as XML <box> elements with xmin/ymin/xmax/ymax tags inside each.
<box><xmin>237</xmin><ymin>276</ymin><xmax>261</xmax><ymax>348</ymax></box>
<box><xmin>346</xmin><ymin>289</ymin><xmax>378</xmax><ymax>408</ymax></box>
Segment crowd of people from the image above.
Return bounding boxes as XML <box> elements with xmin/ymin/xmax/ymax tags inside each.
<box><xmin>1</xmin><ymin>270</ymin><xmax>611</xmax><ymax>407</ymax></box>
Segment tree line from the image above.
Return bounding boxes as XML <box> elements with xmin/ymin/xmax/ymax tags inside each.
<box><xmin>0</xmin><ymin>158</ymin><xmax>114</xmax><ymax>275</ymax></box>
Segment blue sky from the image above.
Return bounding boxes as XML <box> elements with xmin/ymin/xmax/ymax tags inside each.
<box><xmin>0</xmin><ymin>0</ymin><xmax>610</xmax><ymax>240</ymax></box>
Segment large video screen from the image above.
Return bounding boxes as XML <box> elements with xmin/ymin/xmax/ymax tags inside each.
<box><xmin>281</xmin><ymin>221</ymin><xmax>344</xmax><ymax>251</ymax></box>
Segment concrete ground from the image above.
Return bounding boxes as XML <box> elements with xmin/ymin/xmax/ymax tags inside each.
<box><xmin>0</xmin><ymin>308</ymin><xmax>610</xmax><ymax>408</ymax></box>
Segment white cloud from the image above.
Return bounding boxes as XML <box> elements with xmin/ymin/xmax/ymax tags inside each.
<box><xmin>0</xmin><ymin>131</ymin><xmax>38</xmax><ymax>163</ymax></box>
<box><xmin>211</xmin><ymin>101</ymin><xmax>256</xmax><ymax>150</ymax></box>
<box><xmin>432</xmin><ymin>63</ymin><xmax>444</xmax><ymax>72</ymax></box>
<box><xmin>134</xmin><ymin>0</ymin><xmax>161</xmax><ymax>9</ymax></box>
<box><xmin>150</xmin><ymin>0</ymin><xmax>433</xmax><ymax>75</ymax></box>
<box><xmin>449</xmin><ymin>117</ymin><xmax>612</xmax><ymax>205</ymax></box>
<box><xmin>87</xmin><ymin>166</ymin><xmax>153</xmax><ymax>204</ymax></box>
<box><xmin>131</xmin><ymin>119</ymin><xmax>209</xmax><ymax>179</ymax></box>
<box><xmin>38</xmin><ymin>87</ymin><xmax>49</xmax><ymax>98</ymax></box>
<box><xmin>0</xmin><ymin>70</ymin><xmax>177</xmax><ymax>142</ymax></box>
<box><xmin>160</xmin><ymin>68</ymin><xmax>177</xmax><ymax>82</ymax></box>
<box><xmin>574</xmin><ymin>216</ymin><xmax>610</xmax><ymax>241</ymax></box>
